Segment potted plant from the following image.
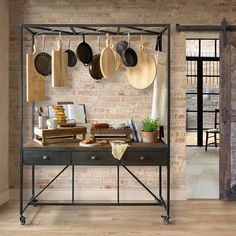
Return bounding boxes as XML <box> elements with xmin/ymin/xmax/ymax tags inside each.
<box><xmin>141</xmin><ymin>117</ymin><xmax>160</xmax><ymax>143</ymax></box>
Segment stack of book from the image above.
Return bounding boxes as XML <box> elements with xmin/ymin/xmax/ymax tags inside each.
<box><xmin>128</xmin><ymin>119</ymin><xmax>142</xmax><ymax>142</ymax></box>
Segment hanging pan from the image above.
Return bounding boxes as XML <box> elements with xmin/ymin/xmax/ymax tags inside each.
<box><xmin>89</xmin><ymin>36</ymin><xmax>103</xmax><ymax>80</ymax></box>
<box><xmin>34</xmin><ymin>35</ymin><xmax>51</xmax><ymax>76</ymax></box>
<box><xmin>76</xmin><ymin>34</ymin><xmax>93</xmax><ymax>65</ymax></box>
<box><xmin>121</xmin><ymin>33</ymin><xmax>138</xmax><ymax>67</ymax></box>
<box><xmin>65</xmin><ymin>38</ymin><xmax>77</xmax><ymax>67</ymax></box>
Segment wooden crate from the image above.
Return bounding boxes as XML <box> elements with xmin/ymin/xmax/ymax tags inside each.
<box><xmin>34</xmin><ymin>126</ymin><xmax>87</xmax><ymax>145</ymax></box>
<box><xmin>90</xmin><ymin>127</ymin><xmax>132</xmax><ymax>141</ymax></box>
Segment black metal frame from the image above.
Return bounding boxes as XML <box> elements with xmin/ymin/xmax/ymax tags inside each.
<box><xmin>19</xmin><ymin>24</ymin><xmax>171</xmax><ymax>225</ymax></box>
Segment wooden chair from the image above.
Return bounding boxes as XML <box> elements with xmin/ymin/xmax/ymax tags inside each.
<box><xmin>205</xmin><ymin>109</ymin><xmax>220</xmax><ymax>151</ymax></box>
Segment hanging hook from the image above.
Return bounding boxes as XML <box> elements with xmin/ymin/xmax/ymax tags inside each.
<box><xmin>128</xmin><ymin>32</ymin><xmax>130</xmax><ymax>46</ymax></box>
<box><xmin>42</xmin><ymin>34</ymin><xmax>45</xmax><ymax>51</ymax></box>
<box><xmin>97</xmin><ymin>36</ymin><xmax>100</xmax><ymax>52</ymax></box>
<box><xmin>67</xmin><ymin>37</ymin><xmax>70</xmax><ymax>49</ymax></box>
<box><xmin>59</xmin><ymin>30</ymin><xmax>62</xmax><ymax>40</ymax></box>
<box><xmin>140</xmin><ymin>34</ymin><xmax>143</xmax><ymax>45</ymax></box>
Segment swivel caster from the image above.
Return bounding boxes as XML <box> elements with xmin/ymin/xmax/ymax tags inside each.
<box><xmin>161</xmin><ymin>215</ymin><xmax>170</xmax><ymax>225</ymax></box>
<box><xmin>20</xmin><ymin>215</ymin><xmax>26</xmax><ymax>225</ymax></box>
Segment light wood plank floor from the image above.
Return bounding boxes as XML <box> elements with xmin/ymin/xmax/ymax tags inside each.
<box><xmin>0</xmin><ymin>200</ymin><xmax>236</xmax><ymax>236</ymax></box>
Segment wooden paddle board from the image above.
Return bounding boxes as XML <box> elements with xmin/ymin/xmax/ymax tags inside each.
<box><xmin>125</xmin><ymin>45</ymin><xmax>156</xmax><ymax>89</ymax></box>
<box><xmin>26</xmin><ymin>44</ymin><xmax>45</xmax><ymax>102</ymax></box>
<box><xmin>52</xmin><ymin>40</ymin><xmax>68</xmax><ymax>87</ymax></box>
<box><xmin>100</xmin><ymin>38</ymin><xmax>116</xmax><ymax>79</ymax></box>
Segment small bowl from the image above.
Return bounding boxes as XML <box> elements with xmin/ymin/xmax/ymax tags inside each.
<box><xmin>111</xmin><ymin>122</ymin><xmax>126</xmax><ymax>129</ymax></box>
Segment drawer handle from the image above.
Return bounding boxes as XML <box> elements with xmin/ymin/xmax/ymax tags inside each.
<box><xmin>140</xmin><ymin>156</ymin><xmax>146</xmax><ymax>160</ymax></box>
<box><xmin>43</xmin><ymin>155</ymin><xmax>50</xmax><ymax>160</ymax></box>
<box><xmin>90</xmin><ymin>156</ymin><xmax>97</xmax><ymax>160</ymax></box>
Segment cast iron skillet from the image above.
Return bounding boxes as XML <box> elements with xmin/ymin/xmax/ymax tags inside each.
<box><xmin>34</xmin><ymin>35</ymin><xmax>51</xmax><ymax>76</ymax></box>
<box><xmin>65</xmin><ymin>39</ymin><xmax>77</xmax><ymax>67</ymax></box>
<box><xmin>89</xmin><ymin>54</ymin><xmax>103</xmax><ymax>80</ymax></box>
<box><xmin>116</xmin><ymin>40</ymin><xmax>128</xmax><ymax>56</ymax></box>
<box><xmin>116</xmin><ymin>38</ymin><xmax>137</xmax><ymax>67</ymax></box>
<box><xmin>76</xmin><ymin>35</ymin><xmax>93</xmax><ymax>65</ymax></box>
<box><xmin>121</xmin><ymin>44</ymin><xmax>138</xmax><ymax>67</ymax></box>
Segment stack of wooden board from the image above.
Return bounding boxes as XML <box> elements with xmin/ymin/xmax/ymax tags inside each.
<box><xmin>34</xmin><ymin>126</ymin><xmax>87</xmax><ymax>145</ymax></box>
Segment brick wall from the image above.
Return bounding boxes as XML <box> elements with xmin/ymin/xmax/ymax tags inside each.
<box><xmin>9</xmin><ymin>0</ymin><xmax>236</xmax><ymax>200</ymax></box>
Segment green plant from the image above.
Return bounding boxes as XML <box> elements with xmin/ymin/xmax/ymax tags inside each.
<box><xmin>141</xmin><ymin>117</ymin><xmax>159</xmax><ymax>132</ymax></box>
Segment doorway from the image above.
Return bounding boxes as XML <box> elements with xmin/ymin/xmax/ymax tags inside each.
<box><xmin>186</xmin><ymin>38</ymin><xmax>220</xmax><ymax>199</ymax></box>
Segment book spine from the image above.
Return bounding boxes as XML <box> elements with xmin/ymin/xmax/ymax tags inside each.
<box><xmin>131</xmin><ymin>120</ymin><xmax>139</xmax><ymax>142</ymax></box>
<box><xmin>128</xmin><ymin>119</ymin><xmax>137</xmax><ymax>142</ymax></box>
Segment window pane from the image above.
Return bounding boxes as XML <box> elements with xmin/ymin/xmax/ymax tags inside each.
<box><xmin>186</xmin><ymin>40</ymin><xmax>199</xmax><ymax>57</ymax></box>
<box><xmin>203</xmin><ymin>94</ymin><xmax>219</xmax><ymax>111</ymax></box>
<box><xmin>201</xmin><ymin>40</ymin><xmax>215</xmax><ymax>57</ymax></box>
<box><xmin>186</xmin><ymin>111</ymin><xmax>197</xmax><ymax>130</ymax></box>
<box><xmin>216</xmin><ymin>40</ymin><xmax>219</xmax><ymax>57</ymax></box>
<box><xmin>187</xmin><ymin>94</ymin><xmax>197</xmax><ymax>111</ymax></box>
<box><xmin>203</xmin><ymin>112</ymin><xmax>218</xmax><ymax>130</ymax></box>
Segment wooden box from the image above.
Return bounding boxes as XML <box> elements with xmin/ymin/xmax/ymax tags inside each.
<box><xmin>90</xmin><ymin>127</ymin><xmax>132</xmax><ymax>141</ymax></box>
<box><xmin>34</xmin><ymin>126</ymin><xmax>87</xmax><ymax>145</ymax></box>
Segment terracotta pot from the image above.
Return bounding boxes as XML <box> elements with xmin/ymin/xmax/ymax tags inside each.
<box><xmin>141</xmin><ymin>131</ymin><xmax>159</xmax><ymax>143</ymax></box>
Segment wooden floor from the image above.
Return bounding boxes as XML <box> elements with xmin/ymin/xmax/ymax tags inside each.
<box><xmin>0</xmin><ymin>200</ymin><xmax>236</xmax><ymax>236</ymax></box>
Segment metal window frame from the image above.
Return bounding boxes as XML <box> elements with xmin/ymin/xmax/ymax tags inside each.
<box><xmin>186</xmin><ymin>38</ymin><xmax>220</xmax><ymax>145</ymax></box>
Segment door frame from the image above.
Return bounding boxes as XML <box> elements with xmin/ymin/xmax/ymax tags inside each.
<box><xmin>178</xmin><ymin>19</ymin><xmax>236</xmax><ymax>200</ymax></box>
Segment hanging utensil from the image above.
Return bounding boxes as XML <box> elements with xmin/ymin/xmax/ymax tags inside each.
<box><xmin>125</xmin><ymin>44</ymin><xmax>156</xmax><ymax>89</ymax></box>
<box><xmin>34</xmin><ymin>35</ymin><xmax>51</xmax><ymax>76</ymax></box>
<box><xmin>52</xmin><ymin>32</ymin><xmax>68</xmax><ymax>87</ymax></box>
<box><xmin>39</xmin><ymin>107</ymin><xmax>43</xmax><ymax>116</ymax></box>
<box><xmin>100</xmin><ymin>35</ymin><xmax>116</xmax><ymax>79</ymax></box>
<box><xmin>121</xmin><ymin>33</ymin><xmax>138</xmax><ymax>67</ymax></box>
<box><xmin>76</xmin><ymin>34</ymin><xmax>93</xmax><ymax>65</ymax></box>
<box><xmin>26</xmin><ymin>38</ymin><xmax>45</xmax><ymax>102</ymax></box>
<box><xmin>89</xmin><ymin>36</ymin><xmax>103</xmax><ymax>80</ymax></box>
<box><xmin>65</xmin><ymin>38</ymin><xmax>77</xmax><ymax>67</ymax></box>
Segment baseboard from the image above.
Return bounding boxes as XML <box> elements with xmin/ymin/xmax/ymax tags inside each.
<box><xmin>0</xmin><ymin>189</ymin><xmax>9</xmax><ymax>205</ymax></box>
<box><xmin>10</xmin><ymin>188</ymin><xmax>187</xmax><ymax>201</ymax></box>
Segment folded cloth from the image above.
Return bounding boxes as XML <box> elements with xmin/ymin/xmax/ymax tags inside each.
<box><xmin>111</xmin><ymin>142</ymin><xmax>129</xmax><ymax>160</ymax></box>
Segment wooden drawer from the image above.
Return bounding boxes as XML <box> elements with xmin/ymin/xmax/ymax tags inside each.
<box><xmin>120</xmin><ymin>151</ymin><xmax>168</xmax><ymax>166</ymax></box>
<box><xmin>23</xmin><ymin>150</ymin><xmax>71</xmax><ymax>165</ymax></box>
<box><xmin>72</xmin><ymin>151</ymin><xmax>117</xmax><ymax>165</ymax></box>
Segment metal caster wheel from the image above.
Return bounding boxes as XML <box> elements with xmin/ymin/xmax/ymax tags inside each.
<box><xmin>161</xmin><ymin>215</ymin><xmax>170</xmax><ymax>225</ymax></box>
<box><xmin>20</xmin><ymin>216</ymin><xmax>26</xmax><ymax>225</ymax></box>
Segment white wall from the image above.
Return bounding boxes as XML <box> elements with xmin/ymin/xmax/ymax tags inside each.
<box><xmin>0</xmin><ymin>0</ymin><xmax>9</xmax><ymax>205</ymax></box>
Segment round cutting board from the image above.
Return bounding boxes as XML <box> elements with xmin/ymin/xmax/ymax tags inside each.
<box><xmin>125</xmin><ymin>45</ymin><xmax>156</xmax><ymax>89</ymax></box>
<box><xmin>100</xmin><ymin>38</ymin><xmax>116</xmax><ymax>79</ymax></box>
<box><xmin>79</xmin><ymin>142</ymin><xmax>101</xmax><ymax>147</ymax></box>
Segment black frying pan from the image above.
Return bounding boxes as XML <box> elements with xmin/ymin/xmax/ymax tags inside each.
<box><xmin>116</xmin><ymin>40</ymin><xmax>128</xmax><ymax>56</ymax></box>
<box><xmin>65</xmin><ymin>39</ymin><xmax>77</xmax><ymax>67</ymax></box>
<box><xmin>121</xmin><ymin>47</ymin><xmax>138</xmax><ymax>67</ymax></box>
<box><xmin>76</xmin><ymin>35</ymin><xmax>93</xmax><ymax>65</ymax></box>
<box><xmin>34</xmin><ymin>35</ymin><xmax>51</xmax><ymax>76</ymax></box>
<box><xmin>89</xmin><ymin>37</ymin><xmax>103</xmax><ymax>80</ymax></box>
<box><xmin>89</xmin><ymin>54</ymin><xmax>103</xmax><ymax>80</ymax></box>
<box><xmin>119</xmin><ymin>34</ymin><xmax>138</xmax><ymax>67</ymax></box>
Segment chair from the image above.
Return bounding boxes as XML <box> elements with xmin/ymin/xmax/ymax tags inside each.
<box><xmin>205</xmin><ymin>109</ymin><xmax>220</xmax><ymax>151</ymax></box>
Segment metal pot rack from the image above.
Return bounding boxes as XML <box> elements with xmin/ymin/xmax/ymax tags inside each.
<box><xmin>19</xmin><ymin>23</ymin><xmax>171</xmax><ymax>225</ymax></box>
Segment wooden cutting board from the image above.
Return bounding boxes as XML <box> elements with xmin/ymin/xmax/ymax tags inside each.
<box><xmin>100</xmin><ymin>38</ymin><xmax>116</xmax><ymax>79</ymax></box>
<box><xmin>26</xmin><ymin>44</ymin><xmax>45</xmax><ymax>102</ymax></box>
<box><xmin>52</xmin><ymin>40</ymin><xmax>68</xmax><ymax>87</ymax></box>
<box><xmin>125</xmin><ymin>45</ymin><xmax>156</xmax><ymax>89</ymax></box>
